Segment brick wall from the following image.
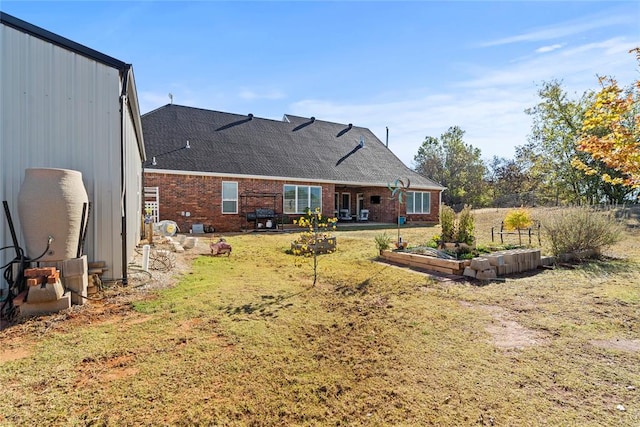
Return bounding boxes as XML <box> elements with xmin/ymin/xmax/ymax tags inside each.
<box><xmin>144</xmin><ymin>172</ymin><xmax>440</xmax><ymax>232</ymax></box>
<box><xmin>144</xmin><ymin>173</ymin><xmax>335</xmax><ymax>232</ymax></box>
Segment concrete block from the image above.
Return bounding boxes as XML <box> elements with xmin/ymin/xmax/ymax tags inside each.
<box><xmin>62</xmin><ymin>255</ymin><xmax>87</xmax><ymax>277</ymax></box>
<box><xmin>502</xmin><ymin>252</ymin><xmax>517</xmax><ymax>264</ymax></box>
<box><xmin>463</xmin><ymin>267</ymin><xmax>477</xmax><ymax>278</ymax></box>
<box><xmin>476</xmin><ymin>269</ymin><xmax>497</xmax><ymax>280</ymax></box>
<box><xmin>27</xmin><ymin>279</ymin><xmax>64</xmax><ymax>303</ymax></box>
<box><xmin>64</xmin><ymin>274</ymin><xmax>88</xmax><ymax>305</ymax></box>
<box><xmin>540</xmin><ymin>256</ymin><xmax>556</xmax><ymax>266</ymax></box>
<box><xmin>496</xmin><ymin>265</ymin><xmax>508</xmax><ymax>276</ymax></box>
<box><xmin>20</xmin><ymin>292</ymin><xmax>71</xmax><ymax>317</ymax></box>
<box><xmin>470</xmin><ymin>258</ymin><xmax>491</xmax><ymax>271</ymax></box>
<box><xmin>486</xmin><ymin>254</ymin><xmax>505</xmax><ymax>267</ymax></box>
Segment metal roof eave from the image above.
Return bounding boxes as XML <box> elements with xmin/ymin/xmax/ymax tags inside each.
<box><xmin>0</xmin><ymin>11</ymin><xmax>127</xmax><ymax>71</ymax></box>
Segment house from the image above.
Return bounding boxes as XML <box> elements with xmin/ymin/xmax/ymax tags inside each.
<box><xmin>142</xmin><ymin>104</ymin><xmax>443</xmax><ymax>233</ymax></box>
<box><xmin>0</xmin><ymin>12</ymin><xmax>145</xmax><ymax>283</ymax></box>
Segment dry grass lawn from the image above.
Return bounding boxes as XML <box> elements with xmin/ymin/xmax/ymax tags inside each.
<box><xmin>0</xmin><ymin>207</ymin><xmax>639</xmax><ymax>426</ymax></box>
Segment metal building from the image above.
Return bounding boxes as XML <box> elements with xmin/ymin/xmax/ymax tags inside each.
<box><xmin>0</xmin><ymin>12</ymin><xmax>146</xmax><ymax>283</ymax></box>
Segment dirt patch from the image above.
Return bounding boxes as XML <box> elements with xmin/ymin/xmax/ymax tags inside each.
<box><xmin>590</xmin><ymin>339</ymin><xmax>640</xmax><ymax>352</ymax></box>
<box><xmin>0</xmin><ymin>236</ymin><xmax>212</xmax><ymax>352</ymax></box>
<box><xmin>0</xmin><ymin>344</ymin><xmax>33</xmax><ymax>363</ymax></box>
<box><xmin>461</xmin><ymin>301</ymin><xmax>547</xmax><ymax>350</ymax></box>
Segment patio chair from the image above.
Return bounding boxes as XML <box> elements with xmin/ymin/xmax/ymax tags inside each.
<box><xmin>358</xmin><ymin>209</ymin><xmax>369</xmax><ymax>221</ymax></box>
<box><xmin>339</xmin><ymin>209</ymin><xmax>352</xmax><ymax>221</ymax></box>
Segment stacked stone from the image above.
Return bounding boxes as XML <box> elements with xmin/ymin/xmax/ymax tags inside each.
<box><xmin>463</xmin><ymin>249</ymin><xmax>543</xmax><ymax>280</ymax></box>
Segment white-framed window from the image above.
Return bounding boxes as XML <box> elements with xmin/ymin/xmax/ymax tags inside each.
<box><xmin>406</xmin><ymin>191</ymin><xmax>431</xmax><ymax>214</ymax></box>
<box><xmin>283</xmin><ymin>184</ymin><xmax>322</xmax><ymax>214</ymax></box>
<box><xmin>222</xmin><ymin>181</ymin><xmax>238</xmax><ymax>214</ymax></box>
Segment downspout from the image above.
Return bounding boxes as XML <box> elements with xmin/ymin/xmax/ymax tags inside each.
<box><xmin>119</xmin><ymin>65</ymin><xmax>131</xmax><ymax>285</ymax></box>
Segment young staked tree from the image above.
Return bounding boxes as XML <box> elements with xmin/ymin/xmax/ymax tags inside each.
<box><xmin>413</xmin><ymin>126</ymin><xmax>487</xmax><ymax>208</ymax></box>
<box><xmin>572</xmin><ymin>48</ymin><xmax>640</xmax><ymax>190</ymax></box>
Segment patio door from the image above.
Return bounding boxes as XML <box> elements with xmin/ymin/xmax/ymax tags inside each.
<box><xmin>341</xmin><ymin>193</ymin><xmax>351</xmax><ymax>213</ymax></box>
<box><xmin>356</xmin><ymin>193</ymin><xmax>364</xmax><ymax>216</ymax></box>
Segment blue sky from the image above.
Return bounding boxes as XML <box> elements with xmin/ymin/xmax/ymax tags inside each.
<box><xmin>2</xmin><ymin>1</ymin><xmax>639</xmax><ymax>167</ymax></box>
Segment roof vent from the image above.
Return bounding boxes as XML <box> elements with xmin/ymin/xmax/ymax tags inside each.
<box><xmin>248</xmin><ymin>113</ymin><xmax>254</xmax><ymax>120</ymax></box>
<box><xmin>348</xmin><ymin>123</ymin><xmax>353</xmax><ymax>129</ymax></box>
<box><xmin>310</xmin><ymin>117</ymin><xmax>315</xmax><ymax>122</ymax></box>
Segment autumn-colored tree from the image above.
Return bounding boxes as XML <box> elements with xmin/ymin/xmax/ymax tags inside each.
<box><xmin>573</xmin><ymin>48</ymin><xmax>640</xmax><ymax>189</ymax></box>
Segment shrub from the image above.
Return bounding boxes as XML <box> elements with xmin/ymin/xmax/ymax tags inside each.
<box><xmin>426</xmin><ymin>234</ymin><xmax>440</xmax><ymax>249</ymax></box>
<box><xmin>456</xmin><ymin>205</ymin><xmax>475</xmax><ymax>245</ymax></box>
<box><xmin>504</xmin><ymin>208</ymin><xmax>533</xmax><ymax>231</ymax></box>
<box><xmin>542</xmin><ymin>207</ymin><xmax>622</xmax><ymax>256</ymax></box>
<box><xmin>439</xmin><ymin>205</ymin><xmax>476</xmax><ymax>245</ymax></box>
<box><xmin>439</xmin><ymin>205</ymin><xmax>456</xmax><ymax>243</ymax></box>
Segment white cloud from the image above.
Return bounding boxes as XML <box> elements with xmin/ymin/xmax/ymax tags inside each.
<box><xmin>289</xmin><ymin>89</ymin><xmax>534</xmax><ymax>168</ymax></box>
<box><xmin>289</xmin><ymin>37</ymin><xmax>637</xmax><ymax>167</ymax></box>
<box><xmin>535</xmin><ymin>44</ymin><xmax>563</xmax><ymax>54</ymax></box>
<box><xmin>461</xmin><ymin>37</ymin><xmax>637</xmax><ymax>92</ymax></box>
<box><xmin>480</xmin><ymin>12</ymin><xmax>633</xmax><ymax>47</ymax></box>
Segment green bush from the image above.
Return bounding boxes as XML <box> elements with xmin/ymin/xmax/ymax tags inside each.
<box><xmin>426</xmin><ymin>234</ymin><xmax>440</xmax><ymax>249</ymax></box>
<box><xmin>439</xmin><ymin>205</ymin><xmax>456</xmax><ymax>243</ymax></box>
<box><xmin>542</xmin><ymin>207</ymin><xmax>622</xmax><ymax>256</ymax></box>
<box><xmin>439</xmin><ymin>205</ymin><xmax>475</xmax><ymax>245</ymax></box>
<box><xmin>456</xmin><ymin>205</ymin><xmax>475</xmax><ymax>245</ymax></box>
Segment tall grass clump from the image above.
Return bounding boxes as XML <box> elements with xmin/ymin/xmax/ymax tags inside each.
<box><xmin>542</xmin><ymin>207</ymin><xmax>622</xmax><ymax>256</ymax></box>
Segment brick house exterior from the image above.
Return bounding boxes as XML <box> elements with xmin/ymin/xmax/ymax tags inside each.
<box><xmin>142</xmin><ymin>105</ymin><xmax>444</xmax><ymax>232</ymax></box>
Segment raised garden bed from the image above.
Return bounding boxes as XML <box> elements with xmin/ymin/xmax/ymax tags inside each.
<box><xmin>380</xmin><ymin>250</ymin><xmax>470</xmax><ymax>275</ymax></box>
<box><xmin>381</xmin><ymin>248</ymin><xmax>549</xmax><ymax>278</ymax></box>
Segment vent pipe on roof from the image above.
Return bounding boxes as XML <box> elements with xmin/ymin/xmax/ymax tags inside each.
<box><xmin>310</xmin><ymin>116</ymin><xmax>315</xmax><ymax>122</ymax></box>
<box><xmin>248</xmin><ymin>113</ymin><xmax>253</xmax><ymax>120</ymax></box>
<box><xmin>348</xmin><ymin>123</ymin><xmax>353</xmax><ymax>129</ymax></box>
<box><xmin>386</xmin><ymin>126</ymin><xmax>389</xmax><ymax>147</ymax></box>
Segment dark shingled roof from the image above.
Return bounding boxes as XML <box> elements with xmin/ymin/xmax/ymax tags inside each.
<box><xmin>142</xmin><ymin>104</ymin><xmax>444</xmax><ymax>190</ymax></box>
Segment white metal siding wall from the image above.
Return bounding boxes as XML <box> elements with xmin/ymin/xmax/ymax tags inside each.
<box><xmin>0</xmin><ymin>24</ymin><xmax>125</xmax><ymax>279</ymax></box>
